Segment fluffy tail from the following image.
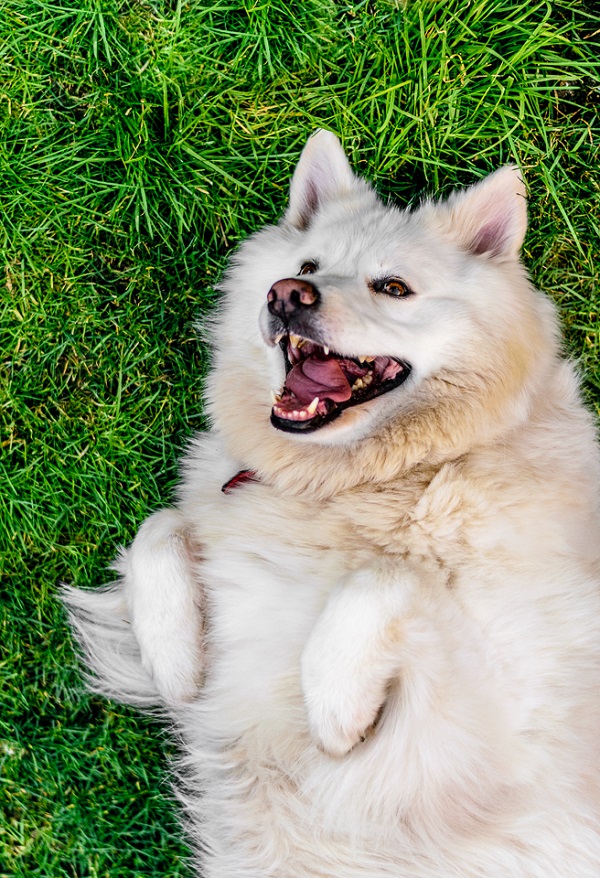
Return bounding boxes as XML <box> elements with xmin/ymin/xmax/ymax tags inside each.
<box><xmin>61</xmin><ymin>582</ymin><xmax>162</xmax><ymax>707</ymax></box>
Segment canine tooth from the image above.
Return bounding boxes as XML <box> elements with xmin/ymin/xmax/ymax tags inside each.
<box><xmin>274</xmin><ymin>333</ymin><xmax>284</xmax><ymax>345</ymax></box>
<box><xmin>365</xmin><ymin>356</ymin><xmax>375</xmax><ymax>363</ymax></box>
<box><xmin>323</xmin><ymin>345</ymin><xmax>330</xmax><ymax>356</ymax></box>
<box><xmin>358</xmin><ymin>355</ymin><xmax>367</xmax><ymax>363</ymax></box>
<box><xmin>306</xmin><ymin>396</ymin><xmax>319</xmax><ymax>415</ymax></box>
<box><xmin>271</xmin><ymin>390</ymin><xmax>282</xmax><ymax>404</ymax></box>
<box><xmin>290</xmin><ymin>334</ymin><xmax>303</xmax><ymax>349</ymax></box>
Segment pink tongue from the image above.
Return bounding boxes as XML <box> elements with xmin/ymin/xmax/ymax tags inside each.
<box><xmin>285</xmin><ymin>357</ymin><xmax>352</xmax><ymax>404</ymax></box>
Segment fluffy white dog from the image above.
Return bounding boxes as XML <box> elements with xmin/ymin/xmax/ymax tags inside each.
<box><xmin>64</xmin><ymin>131</ymin><xmax>600</xmax><ymax>876</ymax></box>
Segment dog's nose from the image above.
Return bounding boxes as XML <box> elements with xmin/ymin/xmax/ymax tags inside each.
<box><xmin>267</xmin><ymin>278</ymin><xmax>320</xmax><ymax>322</ymax></box>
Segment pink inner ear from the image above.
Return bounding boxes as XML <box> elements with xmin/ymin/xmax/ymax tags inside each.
<box><xmin>471</xmin><ymin>216</ymin><xmax>510</xmax><ymax>257</ymax></box>
<box><xmin>297</xmin><ymin>179</ymin><xmax>320</xmax><ymax>230</ymax></box>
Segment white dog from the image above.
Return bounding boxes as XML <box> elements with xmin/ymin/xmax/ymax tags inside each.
<box><xmin>64</xmin><ymin>131</ymin><xmax>600</xmax><ymax>877</ymax></box>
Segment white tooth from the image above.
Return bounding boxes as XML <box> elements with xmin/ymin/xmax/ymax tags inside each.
<box><xmin>274</xmin><ymin>333</ymin><xmax>284</xmax><ymax>345</ymax></box>
<box><xmin>365</xmin><ymin>356</ymin><xmax>375</xmax><ymax>363</ymax></box>
<box><xmin>271</xmin><ymin>390</ymin><xmax>282</xmax><ymax>403</ymax></box>
<box><xmin>306</xmin><ymin>396</ymin><xmax>319</xmax><ymax>415</ymax></box>
<box><xmin>323</xmin><ymin>346</ymin><xmax>330</xmax><ymax>356</ymax></box>
<box><xmin>363</xmin><ymin>373</ymin><xmax>373</xmax><ymax>385</ymax></box>
<box><xmin>358</xmin><ymin>355</ymin><xmax>367</xmax><ymax>363</ymax></box>
<box><xmin>352</xmin><ymin>378</ymin><xmax>364</xmax><ymax>391</ymax></box>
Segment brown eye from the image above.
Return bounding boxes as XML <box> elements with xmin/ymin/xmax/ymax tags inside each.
<box><xmin>299</xmin><ymin>261</ymin><xmax>318</xmax><ymax>275</ymax></box>
<box><xmin>372</xmin><ymin>277</ymin><xmax>413</xmax><ymax>298</ymax></box>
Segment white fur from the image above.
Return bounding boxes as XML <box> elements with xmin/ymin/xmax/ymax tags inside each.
<box><xmin>120</xmin><ymin>508</ymin><xmax>204</xmax><ymax>705</ymax></box>
<box><xmin>63</xmin><ymin>131</ymin><xmax>600</xmax><ymax>877</ymax></box>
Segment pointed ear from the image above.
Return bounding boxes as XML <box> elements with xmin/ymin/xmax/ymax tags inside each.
<box><xmin>286</xmin><ymin>130</ymin><xmax>358</xmax><ymax>230</ymax></box>
<box><xmin>441</xmin><ymin>166</ymin><xmax>528</xmax><ymax>260</ymax></box>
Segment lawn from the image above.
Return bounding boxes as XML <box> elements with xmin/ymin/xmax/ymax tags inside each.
<box><xmin>1</xmin><ymin>0</ymin><xmax>599</xmax><ymax>875</ymax></box>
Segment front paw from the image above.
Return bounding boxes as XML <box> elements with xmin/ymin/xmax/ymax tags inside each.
<box><xmin>300</xmin><ymin>566</ymin><xmax>410</xmax><ymax>757</ymax></box>
<box><xmin>301</xmin><ymin>649</ymin><xmax>388</xmax><ymax>758</ymax></box>
<box><xmin>121</xmin><ymin>509</ymin><xmax>205</xmax><ymax>706</ymax></box>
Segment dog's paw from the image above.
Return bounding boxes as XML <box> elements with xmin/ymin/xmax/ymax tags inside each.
<box><xmin>301</xmin><ymin>565</ymin><xmax>410</xmax><ymax>757</ymax></box>
<box><xmin>140</xmin><ymin>614</ymin><xmax>203</xmax><ymax>706</ymax></box>
<box><xmin>301</xmin><ymin>649</ymin><xmax>388</xmax><ymax>758</ymax></box>
<box><xmin>120</xmin><ymin>509</ymin><xmax>205</xmax><ymax>707</ymax></box>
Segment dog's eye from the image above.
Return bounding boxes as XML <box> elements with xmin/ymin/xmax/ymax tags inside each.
<box><xmin>299</xmin><ymin>261</ymin><xmax>318</xmax><ymax>276</ymax></box>
<box><xmin>372</xmin><ymin>278</ymin><xmax>413</xmax><ymax>298</ymax></box>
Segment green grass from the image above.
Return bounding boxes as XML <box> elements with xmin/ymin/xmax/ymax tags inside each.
<box><xmin>1</xmin><ymin>0</ymin><xmax>599</xmax><ymax>874</ymax></box>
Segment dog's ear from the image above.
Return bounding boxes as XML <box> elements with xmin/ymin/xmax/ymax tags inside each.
<box><xmin>441</xmin><ymin>166</ymin><xmax>527</xmax><ymax>260</ymax></box>
<box><xmin>286</xmin><ymin>130</ymin><xmax>357</xmax><ymax>230</ymax></box>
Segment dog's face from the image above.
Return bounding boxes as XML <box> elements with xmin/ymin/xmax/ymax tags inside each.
<box><xmin>257</xmin><ymin>194</ymin><xmax>498</xmax><ymax>440</ymax></box>
<box><xmin>208</xmin><ymin>132</ymin><xmax>557</xmax><ymax>473</ymax></box>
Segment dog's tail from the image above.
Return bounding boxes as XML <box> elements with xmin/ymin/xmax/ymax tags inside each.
<box><xmin>61</xmin><ymin>582</ymin><xmax>162</xmax><ymax>707</ymax></box>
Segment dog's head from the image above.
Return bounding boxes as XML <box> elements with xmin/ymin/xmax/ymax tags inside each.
<box><xmin>206</xmin><ymin>132</ymin><xmax>558</xmax><ymax>494</ymax></box>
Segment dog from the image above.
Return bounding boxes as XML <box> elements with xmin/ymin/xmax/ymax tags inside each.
<box><xmin>63</xmin><ymin>130</ymin><xmax>600</xmax><ymax>876</ymax></box>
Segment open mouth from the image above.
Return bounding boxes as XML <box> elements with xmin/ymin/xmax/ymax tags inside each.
<box><xmin>271</xmin><ymin>334</ymin><xmax>411</xmax><ymax>433</ymax></box>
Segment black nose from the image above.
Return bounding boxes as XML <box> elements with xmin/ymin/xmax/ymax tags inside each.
<box><xmin>267</xmin><ymin>278</ymin><xmax>320</xmax><ymax>323</ymax></box>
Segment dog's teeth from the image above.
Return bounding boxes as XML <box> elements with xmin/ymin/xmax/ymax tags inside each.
<box><xmin>352</xmin><ymin>378</ymin><xmax>365</xmax><ymax>391</ymax></box>
<box><xmin>323</xmin><ymin>346</ymin><xmax>330</xmax><ymax>356</ymax></box>
<box><xmin>365</xmin><ymin>356</ymin><xmax>375</xmax><ymax>363</ymax></box>
<box><xmin>306</xmin><ymin>397</ymin><xmax>319</xmax><ymax>415</ymax></box>
<box><xmin>274</xmin><ymin>334</ymin><xmax>284</xmax><ymax>345</ymax></box>
<box><xmin>363</xmin><ymin>373</ymin><xmax>373</xmax><ymax>385</ymax></box>
<box><xmin>358</xmin><ymin>355</ymin><xmax>367</xmax><ymax>364</ymax></box>
<box><xmin>290</xmin><ymin>334</ymin><xmax>302</xmax><ymax>349</ymax></box>
<box><xmin>271</xmin><ymin>390</ymin><xmax>282</xmax><ymax>404</ymax></box>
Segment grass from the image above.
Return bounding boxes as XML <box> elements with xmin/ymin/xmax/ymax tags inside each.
<box><xmin>1</xmin><ymin>0</ymin><xmax>599</xmax><ymax>874</ymax></box>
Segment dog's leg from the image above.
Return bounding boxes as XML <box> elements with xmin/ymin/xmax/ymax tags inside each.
<box><xmin>301</xmin><ymin>562</ymin><xmax>419</xmax><ymax>758</ymax></box>
<box><xmin>120</xmin><ymin>508</ymin><xmax>204</xmax><ymax>705</ymax></box>
<box><xmin>63</xmin><ymin>508</ymin><xmax>204</xmax><ymax>708</ymax></box>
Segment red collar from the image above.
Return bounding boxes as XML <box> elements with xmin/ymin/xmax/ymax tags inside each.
<box><xmin>221</xmin><ymin>469</ymin><xmax>259</xmax><ymax>494</ymax></box>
